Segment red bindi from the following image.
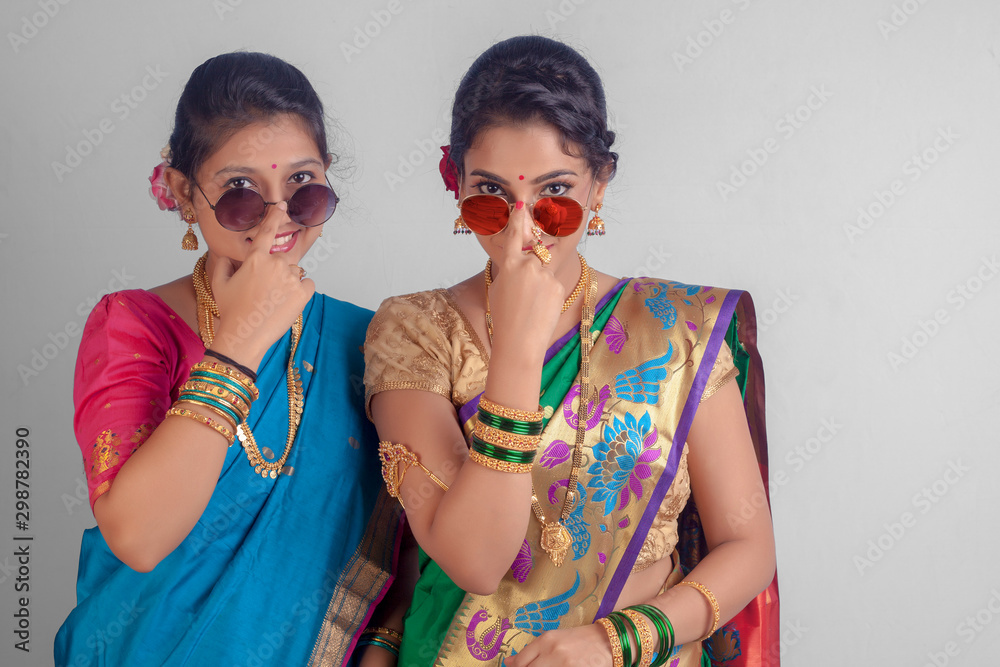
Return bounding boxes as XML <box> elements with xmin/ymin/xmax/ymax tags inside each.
<box><xmin>519</xmin><ymin>175</ymin><xmax>525</xmax><ymax>180</ymax></box>
<box><xmin>271</xmin><ymin>164</ymin><xmax>277</xmax><ymax>169</ymax></box>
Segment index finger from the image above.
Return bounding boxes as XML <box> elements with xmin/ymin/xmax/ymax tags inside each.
<box><xmin>248</xmin><ymin>202</ymin><xmax>287</xmax><ymax>255</ymax></box>
<box><xmin>500</xmin><ymin>200</ymin><xmax>535</xmax><ymax>265</ymax></box>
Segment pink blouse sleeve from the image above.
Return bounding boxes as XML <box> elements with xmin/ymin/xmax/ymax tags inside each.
<box><xmin>73</xmin><ymin>293</ymin><xmax>185</xmax><ymax>510</ymax></box>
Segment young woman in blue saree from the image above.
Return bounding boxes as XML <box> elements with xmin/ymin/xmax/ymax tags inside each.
<box><xmin>364</xmin><ymin>37</ymin><xmax>779</xmax><ymax>667</ymax></box>
<box><xmin>55</xmin><ymin>53</ymin><xmax>403</xmax><ymax>666</ymax></box>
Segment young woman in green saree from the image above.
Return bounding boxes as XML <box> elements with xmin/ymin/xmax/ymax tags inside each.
<box><xmin>364</xmin><ymin>36</ymin><xmax>778</xmax><ymax>667</ymax></box>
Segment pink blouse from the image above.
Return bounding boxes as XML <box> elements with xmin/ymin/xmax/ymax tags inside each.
<box><xmin>73</xmin><ymin>290</ymin><xmax>204</xmax><ymax>510</ymax></box>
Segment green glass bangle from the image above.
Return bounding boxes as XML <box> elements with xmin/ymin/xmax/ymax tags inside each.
<box><xmin>178</xmin><ymin>392</ymin><xmax>241</xmax><ymax>426</ymax></box>
<box><xmin>471</xmin><ymin>437</ymin><xmax>537</xmax><ymax>465</ymax></box>
<box><xmin>186</xmin><ymin>380</ymin><xmax>252</xmax><ymax>412</ymax></box>
<box><xmin>476</xmin><ymin>408</ymin><xmax>543</xmax><ymax>435</ymax></box>
<box><xmin>357</xmin><ymin>635</ymin><xmax>400</xmax><ymax>658</ymax></box>
<box><xmin>608</xmin><ymin>612</ymin><xmax>633</xmax><ymax>667</ymax></box>
<box><xmin>617</xmin><ymin>610</ymin><xmax>643</xmax><ymax>667</ymax></box>
<box><xmin>188</xmin><ymin>369</ymin><xmax>253</xmax><ymax>399</ymax></box>
<box><xmin>631</xmin><ymin>604</ymin><xmax>674</xmax><ymax>666</ymax></box>
<box><xmin>179</xmin><ymin>388</ymin><xmax>246</xmax><ymax>416</ymax></box>
<box><xmin>628</xmin><ymin>605</ymin><xmax>670</xmax><ymax>667</ymax></box>
<box><xmin>188</xmin><ymin>372</ymin><xmax>254</xmax><ymax>405</ymax></box>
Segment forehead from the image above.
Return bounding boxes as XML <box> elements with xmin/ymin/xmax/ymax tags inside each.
<box><xmin>464</xmin><ymin>122</ymin><xmax>588</xmax><ymax>177</ymax></box>
<box><xmin>204</xmin><ymin>115</ymin><xmax>321</xmax><ymax>168</ymax></box>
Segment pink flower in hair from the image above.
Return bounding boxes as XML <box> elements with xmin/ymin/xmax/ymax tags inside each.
<box><xmin>149</xmin><ymin>160</ymin><xmax>178</xmax><ymax>212</ymax></box>
<box><xmin>439</xmin><ymin>145</ymin><xmax>459</xmax><ymax>200</ymax></box>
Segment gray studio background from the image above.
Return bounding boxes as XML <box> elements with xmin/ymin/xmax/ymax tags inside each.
<box><xmin>2</xmin><ymin>1</ymin><xmax>999</xmax><ymax>665</ymax></box>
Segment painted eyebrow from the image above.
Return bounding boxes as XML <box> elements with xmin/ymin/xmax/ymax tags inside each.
<box><xmin>468</xmin><ymin>169</ymin><xmax>580</xmax><ymax>185</ymax></box>
<box><xmin>531</xmin><ymin>170</ymin><xmax>578</xmax><ymax>184</ymax></box>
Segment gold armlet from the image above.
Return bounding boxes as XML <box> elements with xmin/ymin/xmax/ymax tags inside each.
<box><xmin>378</xmin><ymin>441</ymin><xmax>449</xmax><ymax>508</ymax></box>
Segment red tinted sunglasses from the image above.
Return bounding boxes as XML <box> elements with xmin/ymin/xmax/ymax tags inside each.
<box><xmin>195</xmin><ymin>179</ymin><xmax>339</xmax><ymax>232</ymax></box>
<box><xmin>458</xmin><ymin>181</ymin><xmax>596</xmax><ymax>237</ymax></box>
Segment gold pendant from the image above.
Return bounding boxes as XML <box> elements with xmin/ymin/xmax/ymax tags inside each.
<box><xmin>539</xmin><ymin>521</ymin><xmax>572</xmax><ymax>566</ymax></box>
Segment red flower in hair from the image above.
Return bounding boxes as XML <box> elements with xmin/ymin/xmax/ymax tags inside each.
<box><xmin>439</xmin><ymin>146</ymin><xmax>459</xmax><ymax>200</ymax></box>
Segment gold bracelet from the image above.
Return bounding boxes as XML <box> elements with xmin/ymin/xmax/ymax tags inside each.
<box><xmin>175</xmin><ymin>397</ymin><xmax>240</xmax><ymax>431</ymax></box>
<box><xmin>190</xmin><ymin>361</ymin><xmax>260</xmax><ymax>400</ymax></box>
<box><xmin>181</xmin><ymin>380</ymin><xmax>251</xmax><ymax>420</ymax></box>
<box><xmin>622</xmin><ymin>609</ymin><xmax>654</xmax><ymax>667</ymax></box>
<box><xmin>676</xmin><ymin>580</ymin><xmax>720</xmax><ymax>641</ymax></box>
<box><xmin>596</xmin><ymin>617</ymin><xmax>624</xmax><ymax>667</ymax></box>
<box><xmin>166</xmin><ymin>407</ymin><xmax>235</xmax><ymax>443</ymax></box>
<box><xmin>473</xmin><ymin>421</ymin><xmax>541</xmax><ymax>452</ymax></box>
<box><xmin>362</xmin><ymin>626</ymin><xmax>403</xmax><ymax>642</ymax></box>
<box><xmin>478</xmin><ymin>397</ymin><xmax>543</xmax><ymax>422</ymax></box>
<box><xmin>468</xmin><ymin>450</ymin><xmax>533</xmax><ymax>474</ymax></box>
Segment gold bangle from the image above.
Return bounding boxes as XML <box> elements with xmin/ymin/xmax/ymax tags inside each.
<box><xmin>622</xmin><ymin>609</ymin><xmax>654</xmax><ymax>667</ymax></box>
<box><xmin>596</xmin><ymin>617</ymin><xmax>624</xmax><ymax>667</ymax></box>
<box><xmin>468</xmin><ymin>450</ymin><xmax>533</xmax><ymax>474</ymax></box>
<box><xmin>174</xmin><ymin>398</ymin><xmax>240</xmax><ymax>431</ymax></box>
<box><xmin>178</xmin><ymin>386</ymin><xmax>248</xmax><ymax>424</ymax></box>
<box><xmin>378</xmin><ymin>441</ymin><xmax>449</xmax><ymax>509</ymax></box>
<box><xmin>166</xmin><ymin>407</ymin><xmax>235</xmax><ymax>443</ymax></box>
<box><xmin>181</xmin><ymin>380</ymin><xmax>251</xmax><ymax>419</ymax></box>
<box><xmin>478</xmin><ymin>397</ymin><xmax>543</xmax><ymax>422</ymax></box>
<box><xmin>676</xmin><ymin>580</ymin><xmax>720</xmax><ymax>641</ymax></box>
<box><xmin>190</xmin><ymin>361</ymin><xmax>260</xmax><ymax>400</ymax></box>
<box><xmin>473</xmin><ymin>421</ymin><xmax>541</xmax><ymax>451</ymax></box>
<box><xmin>362</xmin><ymin>626</ymin><xmax>403</xmax><ymax>642</ymax></box>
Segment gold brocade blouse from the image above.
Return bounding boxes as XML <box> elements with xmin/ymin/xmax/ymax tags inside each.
<box><xmin>364</xmin><ymin>288</ymin><xmax>737</xmax><ymax>572</ymax></box>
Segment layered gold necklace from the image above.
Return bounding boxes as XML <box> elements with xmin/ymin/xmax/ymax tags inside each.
<box><xmin>484</xmin><ymin>253</ymin><xmax>589</xmax><ymax>344</ymax></box>
<box><xmin>192</xmin><ymin>254</ymin><xmax>305</xmax><ymax>479</ymax></box>
<box><xmin>481</xmin><ymin>254</ymin><xmax>597</xmax><ymax>566</ymax></box>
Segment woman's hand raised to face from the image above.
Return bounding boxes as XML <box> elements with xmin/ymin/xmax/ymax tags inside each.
<box><xmin>485</xmin><ymin>200</ymin><xmax>566</xmax><ymax>362</ymax></box>
<box><xmin>208</xmin><ymin>203</ymin><xmax>315</xmax><ymax>371</ymax></box>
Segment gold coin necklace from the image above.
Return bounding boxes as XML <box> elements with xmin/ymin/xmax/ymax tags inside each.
<box><xmin>482</xmin><ymin>254</ymin><xmax>596</xmax><ymax>566</ymax></box>
<box><xmin>193</xmin><ymin>253</ymin><xmax>304</xmax><ymax>479</ymax></box>
<box><xmin>484</xmin><ymin>252</ymin><xmax>589</xmax><ymax>344</ymax></box>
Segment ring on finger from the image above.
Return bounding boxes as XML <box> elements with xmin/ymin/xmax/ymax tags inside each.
<box><xmin>531</xmin><ymin>242</ymin><xmax>552</xmax><ymax>265</ymax></box>
<box><xmin>294</xmin><ymin>265</ymin><xmax>306</xmax><ymax>280</ymax></box>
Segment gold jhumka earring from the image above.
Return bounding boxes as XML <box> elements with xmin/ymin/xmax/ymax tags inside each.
<box><xmin>181</xmin><ymin>210</ymin><xmax>199</xmax><ymax>250</ymax></box>
<box><xmin>586</xmin><ymin>203</ymin><xmax>605</xmax><ymax>237</ymax></box>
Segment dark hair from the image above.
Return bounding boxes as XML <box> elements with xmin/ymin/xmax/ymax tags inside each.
<box><xmin>448</xmin><ymin>36</ymin><xmax>617</xmax><ymax>181</ymax></box>
<box><xmin>168</xmin><ymin>52</ymin><xmax>329</xmax><ymax>180</ymax></box>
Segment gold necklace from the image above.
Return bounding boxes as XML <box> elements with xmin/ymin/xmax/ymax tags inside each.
<box><xmin>484</xmin><ymin>253</ymin><xmax>589</xmax><ymax>343</ymax></box>
<box><xmin>193</xmin><ymin>253</ymin><xmax>305</xmax><ymax>479</ymax></box>
<box><xmin>531</xmin><ymin>268</ymin><xmax>596</xmax><ymax>566</ymax></box>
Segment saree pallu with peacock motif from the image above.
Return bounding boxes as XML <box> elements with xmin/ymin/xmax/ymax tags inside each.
<box><xmin>392</xmin><ymin>279</ymin><xmax>778</xmax><ymax>667</ymax></box>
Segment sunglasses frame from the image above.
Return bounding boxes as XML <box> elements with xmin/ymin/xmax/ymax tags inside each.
<box><xmin>194</xmin><ymin>176</ymin><xmax>339</xmax><ymax>231</ymax></box>
<box><xmin>457</xmin><ymin>179</ymin><xmax>598</xmax><ymax>238</ymax></box>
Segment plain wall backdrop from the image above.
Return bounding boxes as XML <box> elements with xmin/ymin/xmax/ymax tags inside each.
<box><xmin>2</xmin><ymin>0</ymin><xmax>999</xmax><ymax>665</ymax></box>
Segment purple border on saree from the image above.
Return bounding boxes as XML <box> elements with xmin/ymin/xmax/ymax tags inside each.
<box><xmin>456</xmin><ymin>278</ymin><xmax>631</xmax><ymax>427</ymax></box>
<box><xmin>593</xmin><ymin>288</ymin><xmax>743</xmax><ymax>619</ymax></box>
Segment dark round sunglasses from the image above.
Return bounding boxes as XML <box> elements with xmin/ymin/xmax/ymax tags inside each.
<box><xmin>195</xmin><ymin>179</ymin><xmax>339</xmax><ymax>232</ymax></box>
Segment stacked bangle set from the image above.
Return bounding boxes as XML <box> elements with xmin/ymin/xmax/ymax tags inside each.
<box><xmin>166</xmin><ymin>360</ymin><xmax>259</xmax><ymax>444</ymax></box>
<box><xmin>357</xmin><ymin>626</ymin><xmax>402</xmax><ymax>658</ymax></box>
<box><xmin>597</xmin><ymin>580</ymin><xmax>720</xmax><ymax>667</ymax></box>
<box><xmin>469</xmin><ymin>397</ymin><xmax>544</xmax><ymax>474</ymax></box>
<box><xmin>598</xmin><ymin>605</ymin><xmax>675</xmax><ymax>667</ymax></box>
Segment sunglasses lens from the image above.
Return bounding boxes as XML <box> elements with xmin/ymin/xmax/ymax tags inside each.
<box><xmin>288</xmin><ymin>184</ymin><xmax>338</xmax><ymax>227</ymax></box>
<box><xmin>215</xmin><ymin>189</ymin><xmax>266</xmax><ymax>231</ymax></box>
<box><xmin>460</xmin><ymin>196</ymin><xmax>511</xmax><ymax>235</ymax></box>
<box><xmin>533</xmin><ymin>197</ymin><xmax>584</xmax><ymax>237</ymax></box>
